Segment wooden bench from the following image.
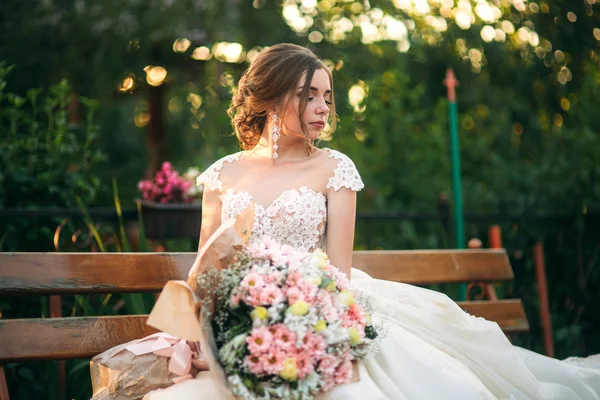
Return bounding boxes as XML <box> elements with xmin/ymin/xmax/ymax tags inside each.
<box><xmin>0</xmin><ymin>250</ymin><xmax>528</xmax><ymax>398</ymax></box>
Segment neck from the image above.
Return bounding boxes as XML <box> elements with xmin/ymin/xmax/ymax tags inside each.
<box><xmin>253</xmin><ymin>120</ymin><xmax>314</xmax><ymax>160</ymax></box>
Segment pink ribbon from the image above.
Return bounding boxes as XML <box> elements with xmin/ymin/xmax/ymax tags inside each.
<box><xmin>125</xmin><ymin>332</ymin><xmax>196</xmax><ymax>380</ymax></box>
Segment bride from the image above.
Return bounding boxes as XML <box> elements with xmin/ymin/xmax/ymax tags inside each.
<box><xmin>126</xmin><ymin>43</ymin><xmax>600</xmax><ymax>399</ymax></box>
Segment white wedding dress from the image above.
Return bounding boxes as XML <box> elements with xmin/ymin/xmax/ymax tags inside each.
<box><xmin>145</xmin><ymin>148</ymin><xmax>600</xmax><ymax>400</ymax></box>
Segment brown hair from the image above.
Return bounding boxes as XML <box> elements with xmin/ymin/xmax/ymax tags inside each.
<box><xmin>228</xmin><ymin>43</ymin><xmax>336</xmax><ymax>150</ymax></box>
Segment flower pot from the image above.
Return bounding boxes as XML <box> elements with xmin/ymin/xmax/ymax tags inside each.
<box><xmin>137</xmin><ymin>199</ymin><xmax>201</xmax><ymax>240</ymax></box>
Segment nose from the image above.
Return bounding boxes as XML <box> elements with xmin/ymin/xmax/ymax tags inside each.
<box><xmin>316</xmin><ymin>98</ymin><xmax>329</xmax><ymax>115</ymax></box>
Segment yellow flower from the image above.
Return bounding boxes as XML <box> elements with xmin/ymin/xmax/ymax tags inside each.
<box><xmin>314</xmin><ymin>320</ymin><xmax>327</xmax><ymax>332</ymax></box>
<box><xmin>325</xmin><ymin>281</ymin><xmax>337</xmax><ymax>292</ymax></box>
<box><xmin>312</xmin><ymin>249</ymin><xmax>328</xmax><ymax>269</ymax></box>
<box><xmin>338</xmin><ymin>289</ymin><xmax>355</xmax><ymax>306</ymax></box>
<box><xmin>280</xmin><ymin>358</ymin><xmax>298</xmax><ymax>381</ymax></box>
<box><xmin>311</xmin><ymin>275</ymin><xmax>322</xmax><ymax>286</ymax></box>
<box><xmin>288</xmin><ymin>300</ymin><xmax>309</xmax><ymax>316</ymax></box>
<box><xmin>347</xmin><ymin>327</ymin><xmax>362</xmax><ymax>345</ymax></box>
<box><xmin>250</xmin><ymin>306</ymin><xmax>269</xmax><ymax>321</ymax></box>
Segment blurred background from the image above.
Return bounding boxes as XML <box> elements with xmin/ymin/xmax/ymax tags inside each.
<box><xmin>1</xmin><ymin>0</ymin><xmax>599</xmax><ymax>398</ymax></box>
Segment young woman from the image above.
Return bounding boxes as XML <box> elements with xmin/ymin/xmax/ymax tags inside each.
<box><xmin>129</xmin><ymin>43</ymin><xmax>600</xmax><ymax>399</ymax></box>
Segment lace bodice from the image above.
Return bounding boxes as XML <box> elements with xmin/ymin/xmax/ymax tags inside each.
<box><xmin>197</xmin><ymin>148</ymin><xmax>364</xmax><ymax>252</ymax></box>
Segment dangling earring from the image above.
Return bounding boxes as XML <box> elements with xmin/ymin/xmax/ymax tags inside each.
<box><xmin>271</xmin><ymin>114</ymin><xmax>280</xmax><ymax>159</ymax></box>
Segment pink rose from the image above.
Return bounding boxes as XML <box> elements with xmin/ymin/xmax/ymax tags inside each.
<box><xmin>260</xmin><ymin>284</ymin><xmax>285</xmax><ymax>305</ymax></box>
<box><xmin>260</xmin><ymin>347</ymin><xmax>286</xmax><ymax>375</ymax></box>
<box><xmin>334</xmin><ymin>358</ymin><xmax>354</xmax><ymax>385</ymax></box>
<box><xmin>163</xmin><ymin>183</ymin><xmax>173</xmax><ymax>195</ymax></box>
<box><xmin>316</xmin><ymin>292</ymin><xmax>339</xmax><ymax>322</ymax></box>
<box><xmin>161</xmin><ymin>161</ymin><xmax>173</xmax><ymax>172</ymax></box>
<box><xmin>347</xmin><ymin>303</ymin><xmax>366</xmax><ymax>325</ymax></box>
<box><xmin>245</xmin><ymin>354</ymin><xmax>264</xmax><ymax>375</ymax></box>
<box><xmin>138</xmin><ymin>180</ymin><xmax>153</xmax><ymax>192</ymax></box>
<box><xmin>298</xmin><ymin>279</ymin><xmax>318</xmax><ymax>303</ymax></box>
<box><xmin>243</xmin><ymin>287</ymin><xmax>264</xmax><ymax>307</ymax></box>
<box><xmin>246</xmin><ymin>326</ymin><xmax>273</xmax><ymax>354</ymax></box>
<box><xmin>302</xmin><ymin>331</ymin><xmax>326</xmax><ymax>359</ymax></box>
<box><xmin>272</xmin><ymin>324</ymin><xmax>297</xmax><ymax>352</ymax></box>
<box><xmin>285</xmin><ymin>286</ymin><xmax>304</xmax><ymax>304</ymax></box>
<box><xmin>241</xmin><ymin>272</ymin><xmax>265</xmax><ymax>291</ymax></box>
<box><xmin>295</xmin><ymin>350</ymin><xmax>315</xmax><ymax>379</ymax></box>
<box><xmin>286</xmin><ymin>271</ymin><xmax>303</xmax><ymax>287</ymax></box>
<box><xmin>317</xmin><ymin>353</ymin><xmax>339</xmax><ymax>376</ymax></box>
<box><xmin>264</xmin><ymin>271</ymin><xmax>282</xmax><ymax>284</ymax></box>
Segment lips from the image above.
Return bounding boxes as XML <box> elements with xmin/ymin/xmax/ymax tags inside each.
<box><xmin>310</xmin><ymin>121</ymin><xmax>325</xmax><ymax>129</ymax></box>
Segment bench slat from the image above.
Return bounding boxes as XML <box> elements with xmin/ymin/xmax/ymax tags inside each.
<box><xmin>0</xmin><ymin>315</ymin><xmax>158</xmax><ymax>362</ymax></box>
<box><xmin>0</xmin><ymin>250</ymin><xmax>512</xmax><ymax>295</ymax></box>
<box><xmin>0</xmin><ymin>299</ymin><xmax>526</xmax><ymax>362</ymax></box>
<box><xmin>459</xmin><ymin>300</ymin><xmax>529</xmax><ymax>332</ymax></box>
<box><xmin>0</xmin><ymin>252</ymin><xmax>196</xmax><ymax>295</ymax></box>
<box><xmin>353</xmin><ymin>250</ymin><xmax>513</xmax><ymax>285</ymax></box>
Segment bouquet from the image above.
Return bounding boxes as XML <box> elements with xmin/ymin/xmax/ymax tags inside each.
<box><xmin>138</xmin><ymin>161</ymin><xmax>201</xmax><ymax>203</ymax></box>
<box><xmin>197</xmin><ymin>237</ymin><xmax>378</xmax><ymax>399</ymax></box>
<box><xmin>147</xmin><ymin>207</ymin><xmax>379</xmax><ymax>400</ymax></box>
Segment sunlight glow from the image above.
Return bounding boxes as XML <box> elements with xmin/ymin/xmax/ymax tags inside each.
<box><xmin>455</xmin><ymin>10</ymin><xmax>473</xmax><ymax>30</ymax></box>
<box><xmin>246</xmin><ymin>47</ymin><xmax>263</xmax><ymax>63</ymax></box>
<box><xmin>191</xmin><ymin>46</ymin><xmax>212</xmax><ymax>61</ymax></box>
<box><xmin>480</xmin><ymin>25</ymin><xmax>495</xmax><ymax>42</ymax></box>
<box><xmin>213</xmin><ymin>42</ymin><xmax>244</xmax><ymax>63</ymax></box>
<box><xmin>119</xmin><ymin>76</ymin><xmax>134</xmax><ymax>92</ymax></box>
<box><xmin>187</xmin><ymin>93</ymin><xmax>202</xmax><ymax>109</ymax></box>
<box><xmin>475</xmin><ymin>2</ymin><xmax>501</xmax><ymax>23</ymax></box>
<box><xmin>501</xmin><ymin>20</ymin><xmax>515</xmax><ymax>34</ymax></box>
<box><xmin>308</xmin><ymin>31</ymin><xmax>324</xmax><ymax>43</ymax></box>
<box><xmin>134</xmin><ymin>111</ymin><xmax>150</xmax><ymax>127</ymax></box>
<box><xmin>278</xmin><ymin>0</ymin><xmax>546</xmax><ymax>67</ymax></box>
<box><xmin>384</xmin><ymin>16</ymin><xmax>408</xmax><ymax>40</ymax></box>
<box><xmin>348</xmin><ymin>82</ymin><xmax>367</xmax><ymax>113</ymax></box>
<box><xmin>414</xmin><ymin>0</ymin><xmax>431</xmax><ymax>15</ymax></box>
<box><xmin>173</xmin><ymin>38</ymin><xmax>191</xmax><ymax>53</ymax></box>
<box><xmin>144</xmin><ymin>66</ymin><xmax>167</xmax><ymax>87</ymax></box>
<box><xmin>495</xmin><ymin>28</ymin><xmax>506</xmax><ymax>42</ymax></box>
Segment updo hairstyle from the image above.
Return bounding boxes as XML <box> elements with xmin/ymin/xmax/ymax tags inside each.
<box><xmin>228</xmin><ymin>43</ymin><xmax>336</xmax><ymax>149</ymax></box>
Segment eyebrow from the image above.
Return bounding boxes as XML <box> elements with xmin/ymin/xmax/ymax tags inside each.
<box><xmin>297</xmin><ymin>86</ymin><xmax>332</xmax><ymax>94</ymax></box>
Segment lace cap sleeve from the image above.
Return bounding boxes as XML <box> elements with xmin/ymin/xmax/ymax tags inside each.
<box><xmin>196</xmin><ymin>152</ymin><xmax>241</xmax><ymax>192</ymax></box>
<box><xmin>326</xmin><ymin>149</ymin><xmax>364</xmax><ymax>192</ymax></box>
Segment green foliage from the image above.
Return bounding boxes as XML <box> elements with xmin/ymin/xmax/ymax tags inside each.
<box><xmin>0</xmin><ymin>62</ymin><xmax>106</xmax><ymax>251</ymax></box>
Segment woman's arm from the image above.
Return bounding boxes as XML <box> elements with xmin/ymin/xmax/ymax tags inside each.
<box><xmin>325</xmin><ymin>187</ymin><xmax>357</xmax><ymax>277</ymax></box>
<box><xmin>197</xmin><ymin>187</ymin><xmax>222</xmax><ymax>251</ymax></box>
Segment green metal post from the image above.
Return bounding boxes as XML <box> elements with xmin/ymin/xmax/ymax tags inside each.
<box><xmin>448</xmin><ymin>101</ymin><xmax>465</xmax><ymax>250</ymax></box>
<box><xmin>444</xmin><ymin>68</ymin><xmax>466</xmax><ymax>300</ymax></box>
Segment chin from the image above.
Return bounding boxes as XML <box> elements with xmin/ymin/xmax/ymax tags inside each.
<box><xmin>306</xmin><ymin>130</ymin><xmax>322</xmax><ymax>141</ymax></box>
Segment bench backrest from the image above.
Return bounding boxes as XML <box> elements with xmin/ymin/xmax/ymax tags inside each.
<box><xmin>0</xmin><ymin>250</ymin><xmax>512</xmax><ymax>295</ymax></box>
<box><xmin>0</xmin><ymin>250</ymin><xmax>526</xmax><ymax>364</ymax></box>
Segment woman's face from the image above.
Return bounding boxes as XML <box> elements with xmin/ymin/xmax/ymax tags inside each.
<box><xmin>281</xmin><ymin>68</ymin><xmax>332</xmax><ymax>141</ymax></box>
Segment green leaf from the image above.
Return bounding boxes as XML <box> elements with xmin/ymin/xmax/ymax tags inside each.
<box><xmin>113</xmin><ymin>179</ymin><xmax>131</xmax><ymax>252</ymax></box>
<box><xmin>136</xmin><ymin>200</ymin><xmax>149</xmax><ymax>252</ymax></box>
<box><xmin>75</xmin><ymin>196</ymin><xmax>106</xmax><ymax>253</ymax></box>
<box><xmin>124</xmin><ymin>293</ymin><xmax>147</xmax><ymax>315</ymax></box>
